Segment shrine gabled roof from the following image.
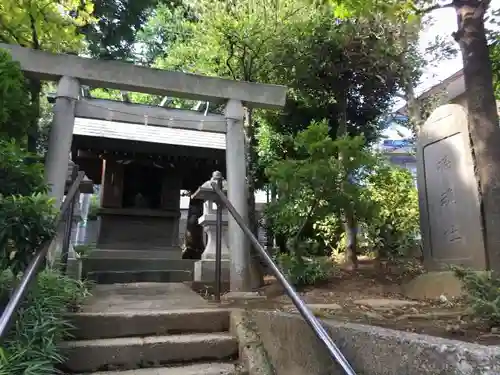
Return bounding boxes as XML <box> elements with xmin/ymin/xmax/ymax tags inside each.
<box><xmin>73</xmin><ymin>117</ymin><xmax>226</xmax><ymax>150</ymax></box>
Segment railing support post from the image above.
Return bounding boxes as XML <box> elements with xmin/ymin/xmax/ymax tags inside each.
<box><xmin>214</xmin><ymin>172</ymin><xmax>223</xmax><ymax>302</ymax></box>
<box><xmin>60</xmin><ymin>191</ymin><xmax>77</xmax><ymax>274</ymax></box>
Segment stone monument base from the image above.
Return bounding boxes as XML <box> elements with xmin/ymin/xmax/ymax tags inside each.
<box><xmin>194</xmin><ymin>259</ymin><xmax>230</xmax><ymax>283</ymax></box>
<box><xmin>402</xmin><ymin>271</ymin><xmax>464</xmax><ymax>300</ymax></box>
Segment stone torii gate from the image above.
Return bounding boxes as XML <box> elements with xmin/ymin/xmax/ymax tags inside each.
<box><xmin>1</xmin><ymin>43</ymin><xmax>287</xmax><ymax>292</ymax></box>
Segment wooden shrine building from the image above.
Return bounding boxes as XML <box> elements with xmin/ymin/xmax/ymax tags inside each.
<box><xmin>71</xmin><ymin>98</ymin><xmax>226</xmax><ymax>253</ymax></box>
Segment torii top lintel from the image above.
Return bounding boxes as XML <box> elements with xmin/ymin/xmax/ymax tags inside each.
<box><xmin>0</xmin><ymin>43</ymin><xmax>287</xmax><ymax>109</ymax></box>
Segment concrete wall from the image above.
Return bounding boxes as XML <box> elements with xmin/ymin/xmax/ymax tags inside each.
<box><xmin>249</xmin><ymin>310</ymin><xmax>500</xmax><ymax>375</ymax></box>
<box><xmin>451</xmin><ymin>93</ymin><xmax>467</xmax><ymax>107</ymax></box>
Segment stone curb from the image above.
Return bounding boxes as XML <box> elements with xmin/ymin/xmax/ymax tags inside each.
<box><xmin>248</xmin><ymin>310</ymin><xmax>500</xmax><ymax>375</ymax></box>
<box><xmin>231</xmin><ymin>310</ymin><xmax>275</xmax><ymax>375</ymax></box>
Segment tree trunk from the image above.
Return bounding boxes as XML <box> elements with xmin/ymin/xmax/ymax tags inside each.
<box><xmin>336</xmin><ymin>90</ymin><xmax>359</xmax><ymax>270</ymax></box>
<box><xmin>27</xmin><ymin>79</ymin><xmax>41</xmax><ymax>154</ymax></box>
<box><xmin>244</xmin><ymin>108</ymin><xmax>258</xmax><ymax>236</ymax></box>
<box><xmin>181</xmin><ymin>198</ymin><xmax>205</xmax><ymax>260</ymax></box>
<box><xmin>454</xmin><ymin>0</ymin><xmax>500</xmax><ymax>271</ymax></box>
<box><xmin>405</xmin><ymin>78</ymin><xmax>423</xmax><ymax>135</ymax></box>
<box><xmin>343</xmin><ymin>210</ymin><xmax>358</xmax><ymax>270</ymax></box>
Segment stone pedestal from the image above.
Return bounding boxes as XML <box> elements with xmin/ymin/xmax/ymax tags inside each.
<box><xmin>194</xmin><ymin>209</ymin><xmax>231</xmax><ymax>283</ymax></box>
<box><xmin>402</xmin><ymin>271</ymin><xmax>464</xmax><ymax>300</ymax></box>
<box><xmin>193</xmin><ymin>172</ymin><xmax>231</xmax><ymax>283</ymax></box>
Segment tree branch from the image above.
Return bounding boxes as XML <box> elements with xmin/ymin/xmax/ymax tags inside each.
<box><xmin>29</xmin><ymin>10</ymin><xmax>40</xmax><ymax>50</ymax></box>
<box><xmin>415</xmin><ymin>2</ymin><xmax>454</xmax><ymax>15</ymax></box>
<box><xmin>293</xmin><ymin>198</ymin><xmax>319</xmax><ymax>244</ymax></box>
<box><xmin>0</xmin><ymin>16</ymin><xmax>25</xmax><ymax>46</ymax></box>
<box><xmin>225</xmin><ymin>35</ymin><xmax>237</xmax><ymax>80</ymax></box>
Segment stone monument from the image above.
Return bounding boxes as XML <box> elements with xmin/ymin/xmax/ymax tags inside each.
<box><xmin>405</xmin><ymin>103</ymin><xmax>486</xmax><ymax>298</ymax></box>
<box><xmin>193</xmin><ymin>172</ymin><xmax>231</xmax><ymax>283</ymax></box>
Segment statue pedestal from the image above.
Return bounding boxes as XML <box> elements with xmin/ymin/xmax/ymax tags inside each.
<box><xmin>194</xmin><ymin>212</ymin><xmax>230</xmax><ymax>283</ymax></box>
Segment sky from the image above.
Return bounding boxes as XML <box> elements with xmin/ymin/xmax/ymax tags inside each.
<box><xmin>385</xmin><ymin>1</ymin><xmax>500</xmax><ymax>140</ymax></box>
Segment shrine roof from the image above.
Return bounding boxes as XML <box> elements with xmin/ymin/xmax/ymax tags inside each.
<box><xmin>73</xmin><ymin>117</ymin><xmax>226</xmax><ymax>150</ymax></box>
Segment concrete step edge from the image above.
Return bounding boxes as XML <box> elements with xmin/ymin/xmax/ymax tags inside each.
<box><xmin>84</xmin><ymin>257</ymin><xmax>195</xmax><ymax>261</ymax></box>
<box><xmin>66</xmin><ymin>309</ymin><xmax>231</xmax><ymax>340</ymax></box>
<box><xmin>67</xmin><ymin>308</ymin><xmax>229</xmax><ymax>318</ymax></box>
<box><xmin>86</xmin><ymin>270</ymin><xmax>194</xmax><ymax>284</ymax></box>
<box><xmin>61</xmin><ymin>332</ymin><xmax>236</xmax><ymax>349</ymax></box>
<box><xmin>82</xmin><ymin>259</ymin><xmax>195</xmax><ymax>273</ymax></box>
<box><xmin>81</xmin><ymin>362</ymin><xmax>239</xmax><ymax>375</ymax></box>
<box><xmin>87</xmin><ymin>270</ymin><xmax>193</xmax><ymax>275</ymax></box>
<box><xmin>60</xmin><ymin>333</ymin><xmax>238</xmax><ymax>373</ymax></box>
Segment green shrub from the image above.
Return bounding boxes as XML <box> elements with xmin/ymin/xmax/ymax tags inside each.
<box><xmin>0</xmin><ymin>139</ymin><xmax>56</xmax><ymax>277</ymax></box>
<box><xmin>87</xmin><ymin>195</ymin><xmax>100</xmax><ymax>221</ymax></box>
<box><xmin>361</xmin><ymin>163</ymin><xmax>420</xmax><ymax>260</ymax></box>
<box><xmin>73</xmin><ymin>243</ymin><xmax>96</xmax><ymax>259</ymax></box>
<box><xmin>452</xmin><ymin>266</ymin><xmax>500</xmax><ymax>326</ymax></box>
<box><xmin>0</xmin><ymin>269</ymin><xmax>91</xmax><ymax>375</ymax></box>
<box><xmin>0</xmin><ymin>140</ymin><xmax>47</xmax><ymax>197</ymax></box>
<box><xmin>0</xmin><ymin>49</ymin><xmax>33</xmax><ymax>141</ymax></box>
<box><xmin>274</xmin><ymin>252</ymin><xmax>338</xmax><ymax>287</ymax></box>
<box><xmin>0</xmin><ymin>194</ymin><xmax>57</xmax><ymax>276</ymax></box>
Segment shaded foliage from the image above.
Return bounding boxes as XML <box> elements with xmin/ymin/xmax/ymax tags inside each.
<box><xmin>0</xmin><ymin>49</ymin><xmax>33</xmax><ymax>141</ymax></box>
<box><xmin>80</xmin><ymin>0</ymin><xmax>167</xmax><ymax>61</ymax></box>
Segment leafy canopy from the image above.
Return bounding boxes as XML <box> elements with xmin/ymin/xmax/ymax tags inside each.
<box><xmin>0</xmin><ymin>0</ymin><xmax>94</xmax><ymax>52</ymax></box>
<box><xmin>0</xmin><ymin>49</ymin><xmax>33</xmax><ymax>141</ymax></box>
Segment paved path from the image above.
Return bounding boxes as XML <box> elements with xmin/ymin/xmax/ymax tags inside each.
<box><xmin>82</xmin><ymin>283</ymin><xmax>210</xmax><ymax>313</ymax></box>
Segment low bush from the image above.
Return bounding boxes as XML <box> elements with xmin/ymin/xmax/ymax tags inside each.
<box><xmin>274</xmin><ymin>252</ymin><xmax>338</xmax><ymax>287</ymax></box>
<box><xmin>452</xmin><ymin>266</ymin><xmax>500</xmax><ymax>327</ymax></box>
<box><xmin>73</xmin><ymin>243</ymin><xmax>96</xmax><ymax>259</ymax></box>
<box><xmin>0</xmin><ymin>194</ymin><xmax>57</xmax><ymax>276</ymax></box>
<box><xmin>0</xmin><ymin>269</ymin><xmax>91</xmax><ymax>375</ymax></box>
<box><xmin>87</xmin><ymin>195</ymin><xmax>100</xmax><ymax>221</ymax></box>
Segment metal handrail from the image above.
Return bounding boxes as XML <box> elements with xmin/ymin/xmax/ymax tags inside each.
<box><xmin>0</xmin><ymin>171</ymin><xmax>85</xmax><ymax>339</ymax></box>
<box><xmin>211</xmin><ymin>181</ymin><xmax>357</xmax><ymax>375</ymax></box>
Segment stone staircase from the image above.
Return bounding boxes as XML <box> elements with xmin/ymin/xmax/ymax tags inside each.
<box><xmin>82</xmin><ymin>248</ymin><xmax>195</xmax><ymax>284</ymax></box>
<box><xmin>60</xmin><ymin>308</ymin><xmax>244</xmax><ymax>375</ymax></box>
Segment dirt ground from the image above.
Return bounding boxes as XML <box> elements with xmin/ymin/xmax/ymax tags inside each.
<box><xmin>210</xmin><ymin>261</ymin><xmax>500</xmax><ymax>346</ymax></box>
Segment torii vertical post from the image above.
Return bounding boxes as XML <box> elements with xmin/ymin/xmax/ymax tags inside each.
<box><xmin>224</xmin><ymin>99</ymin><xmax>252</xmax><ymax>292</ymax></box>
<box><xmin>45</xmin><ymin>76</ymin><xmax>80</xmax><ymax>206</ymax></box>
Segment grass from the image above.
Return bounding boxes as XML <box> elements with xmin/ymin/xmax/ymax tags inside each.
<box><xmin>0</xmin><ymin>269</ymin><xmax>91</xmax><ymax>375</ymax></box>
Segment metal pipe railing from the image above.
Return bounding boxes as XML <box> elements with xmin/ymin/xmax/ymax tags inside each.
<box><xmin>0</xmin><ymin>171</ymin><xmax>85</xmax><ymax>339</ymax></box>
<box><xmin>210</xmin><ymin>181</ymin><xmax>357</xmax><ymax>375</ymax></box>
<box><xmin>214</xmin><ymin>176</ymin><xmax>223</xmax><ymax>302</ymax></box>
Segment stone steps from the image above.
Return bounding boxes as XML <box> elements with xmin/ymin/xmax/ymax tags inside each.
<box><xmin>67</xmin><ymin>309</ymin><xmax>231</xmax><ymax>339</ymax></box>
<box><xmin>82</xmin><ymin>247</ymin><xmax>195</xmax><ymax>285</ymax></box>
<box><xmin>88</xmin><ymin>249</ymin><xmax>184</xmax><ymax>259</ymax></box>
<box><xmin>61</xmin><ymin>309</ymin><xmax>241</xmax><ymax>374</ymax></box>
<box><xmin>61</xmin><ymin>333</ymin><xmax>238</xmax><ymax>373</ymax></box>
<box><xmin>87</xmin><ymin>270</ymin><xmax>193</xmax><ymax>284</ymax></box>
<box><xmin>85</xmin><ymin>362</ymin><xmax>241</xmax><ymax>375</ymax></box>
<box><xmin>83</xmin><ymin>258</ymin><xmax>195</xmax><ymax>273</ymax></box>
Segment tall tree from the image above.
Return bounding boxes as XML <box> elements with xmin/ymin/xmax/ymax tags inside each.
<box><xmin>451</xmin><ymin>0</ymin><xmax>500</xmax><ymax>270</ymax></box>
<box><xmin>80</xmin><ymin>0</ymin><xmax>169</xmax><ymax>61</ymax></box>
<box><xmin>158</xmin><ymin>0</ymin><xmax>310</xmax><ymax>283</ymax></box>
<box><xmin>0</xmin><ymin>0</ymin><xmax>93</xmax><ymax>152</ymax></box>
<box><xmin>134</xmin><ymin>2</ymin><xmax>196</xmax><ymax>66</ymax></box>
